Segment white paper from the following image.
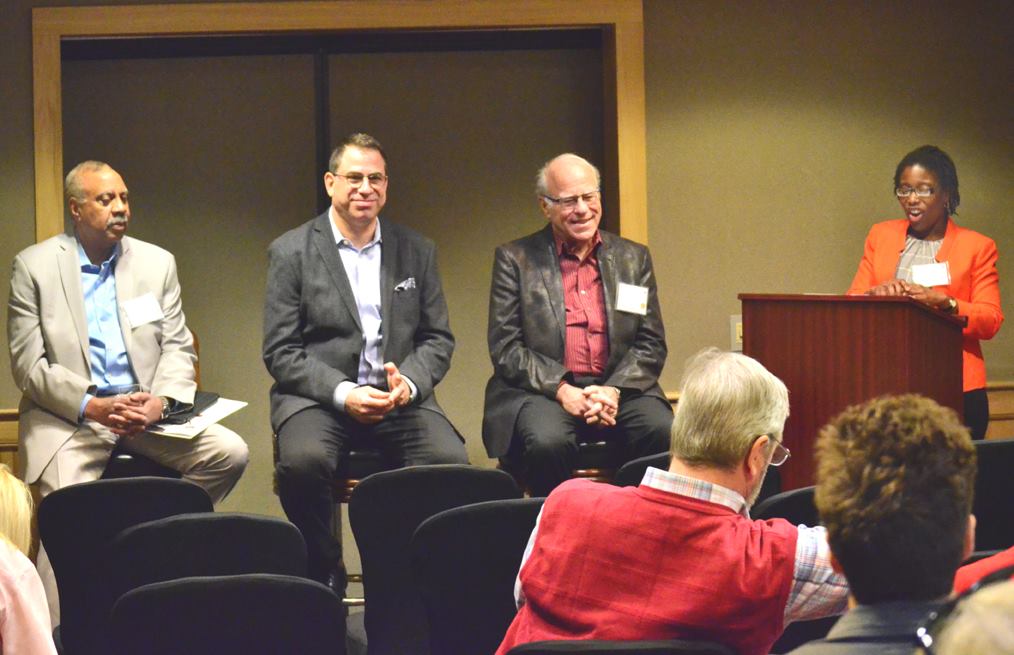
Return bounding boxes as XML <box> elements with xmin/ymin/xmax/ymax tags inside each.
<box><xmin>122</xmin><ymin>293</ymin><xmax>165</xmax><ymax>328</ymax></box>
<box><xmin>616</xmin><ymin>282</ymin><xmax>649</xmax><ymax>315</ymax></box>
<box><xmin>911</xmin><ymin>261</ymin><xmax>950</xmax><ymax>287</ymax></box>
<box><xmin>147</xmin><ymin>398</ymin><xmax>248</xmax><ymax>439</ymax></box>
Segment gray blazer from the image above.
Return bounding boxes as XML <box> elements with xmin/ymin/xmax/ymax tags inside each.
<box><xmin>7</xmin><ymin>234</ymin><xmax>198</xmax><ymax>482</ymax></box>
<box><xmin>482</xmin><ymin>226</ymin><xmax>667</xmax><ymax>458</ymax></box>
<box><xmin>262</xmin><ymin>213</ymin><xmax>454</xmax><ymax>431</ymax></box>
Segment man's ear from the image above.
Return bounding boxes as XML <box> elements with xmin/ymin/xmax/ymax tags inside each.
<box><xmin>539</xmin><ymin>198</ymin><xmax>552</xmax><ymax>220</ymax></box>
<box><xmin>829</xmin><ymin>550</ymin><xmax>845</xmax><ymax>576</ymax></box>
<box><xmin>745</xmin><ymin>435</ymin><xmax>770</xmax><ymax>486</ymax></box>
<box><xmin>323</xmin><ymin>171</ymin><xmax>336</xmax><ymax>198</ymax></box>
<box><xmin>68</xmin><ymin>197</ymin><xmax>81</xmax><ymax>222</ymax></box>
<box><xmin>963</xmin><ymin>514</ymin><xmax>976</xmax><ymax>562</ymax></box>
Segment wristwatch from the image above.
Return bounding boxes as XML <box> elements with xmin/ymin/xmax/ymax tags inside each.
<box><xmin>943</xmin><ymin>297</ymin><xmax>958</xmax><ymax>314</ymax></box>
<box><xmin>159</xmin><ymin>396</ymin><xmax>171</xmax><ymax>420</ymax></box>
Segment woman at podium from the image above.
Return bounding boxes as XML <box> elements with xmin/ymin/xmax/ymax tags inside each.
<box><xmin>847</xmin><ymin>145</ymin><xmax>1003</xmax><ymax>439</ymax></box>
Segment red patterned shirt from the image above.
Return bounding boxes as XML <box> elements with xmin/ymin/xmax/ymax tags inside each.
<box><xmin>556</xmin><ymin>232</ymin><xmax>608</xmax><ymax>376</ymax></box>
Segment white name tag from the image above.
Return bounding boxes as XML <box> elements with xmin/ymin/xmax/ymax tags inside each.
<box><xmin>912</xmin><ymin>261</ymin><xmax>951</xmax><ymax>287</ymax></box>
<box><xmin>616</xmin><ymin>283</ymin><xmax>649</xmax><ymax>315</ymax></box>
<box><xmin>123</xmin><ymin>293</ymin><xmax>165</xmax><ymax>328</ymax></box>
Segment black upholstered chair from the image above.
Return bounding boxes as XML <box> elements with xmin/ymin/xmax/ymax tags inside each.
<box><xmin>507</xmin><ymin>639</ymin><xmax>737</xmax><ymax>654</ymax></box>
<box><xmin>613</xmin><ymin>451</ymin><xmax>669</xmax><ymax>487</ymax></box>
<box><xmin>99</xmin><ymin>512</ymin><xmax>307</xmax><ymax>648</ymax></box>
<box><xmin>108</xmin><ymin>574</ymin><xmax>346</xmax><ymax>655</ymax></box>
<box><xmin>411</xmin><ymin>497</ymin><xmax>545</xmax><ymax>655</ymax></box>
<box><xmin>349</xmin><ymin>464</ymin><xmax>522</xmax><ymax>655</ymax></box>
<box><xmin>751</xmin><ymin>485</ymin><xmax>817</xmax><ymax>526</ymax></box>
<box><xmin>37</xmin><ymin>477</ymin><xmax>213</xmax><ymax>655</ymax></box>
<box><xmin>972</xmin><ymin>437</ymin><xmax>1014</xmax><ymax>551</ymax></box>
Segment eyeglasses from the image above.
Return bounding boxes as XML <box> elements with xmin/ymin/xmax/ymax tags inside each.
<box><xmin>896</xmin><ymin>186</ymin><xmax>935</xmax><ymax>198</ymax></box>
<box><xmin>769</xmin><ymin>439</ymin><xmax>791</xmax><ymax>467</ymax></box>
<box><xmin>335</xmin><ymin>172</ymin><xmax>388</xmax><ymax>187</ymax></box>
<box><xmin>543</xmin><ymin>190</ymin><xmax>600</xmax><ymax>210</ymax></box>
<box><xmin>914</xmin><ymin>564</ymin><xmax>1014</xmax><ymax>654</ymax></box>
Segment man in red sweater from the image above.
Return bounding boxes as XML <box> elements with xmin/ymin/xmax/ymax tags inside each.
<box><xmin>496</xmin><ymin>348</ymin><xmax>848</xmax><ymax>655</ymax></box>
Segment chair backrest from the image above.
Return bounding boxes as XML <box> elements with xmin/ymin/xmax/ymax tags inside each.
<box><xmin>37</xmin><ymin>477</ymin><xmax>213</xmax><ymax>655</ymax></box>
<box><xmin>101</xmin><ymin>512</ymin><xmax>307</xmax><ymax>647</ymax></box>
<box><xmin>411</xmin><ymin>497</ymin><xmax>545</xmax><ymax>655</ymax></box>
<box><xmin>972</xmin><ymin>437</ymin><xmax>1014</xmax><ymax>551</ymax></box>
<box><xmin>349</xmin><ymin>464</ymin><xmax>522</xmax><ymax>655</ymax></box>
<box><xmin>108</xmin><ymin>573</ymin><xmax>345</xmax><ymax>655</ymax></box>
<box><xmin>507</xmin><ymin>639</ymin><xmax>737</xmax><ymax>654</ymax></box>
<box><xmin>751</xmin><ymin>485</ymin><xmax>818</xmax><ymax>526</ymax></box>
<box><xmin>614</xmin><ymin>452</ymin><xmax>669</xmax><ymax>487</ymax></box>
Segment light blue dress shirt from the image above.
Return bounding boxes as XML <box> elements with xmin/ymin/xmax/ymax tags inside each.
<box><xmin>77</xmin><ymin>240</ymin><xmax>138</xmax><ymax>418</ymax></box>
<box><xmin>326</xmin><ymin>211</ymin><xmax>417</xmax><ymax>412</ymax></box>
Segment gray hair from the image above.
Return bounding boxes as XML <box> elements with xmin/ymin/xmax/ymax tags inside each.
<box><xmin>670</xmin><ymin>348</ymin><xmax>790</xmax><ymax>469</ymax></box>
<box><xmin>535</xmin><ymin>153</ymin><xmax>601</xmax><ymax>197</ymax></box>
<box><xmin>64</xmin><ymin>160</ymin><xmax>111</xmax><ymax>203</ymax></box>
<box><xmin>328</xmin><ymin>133</ymin><xmax>387</xmax><ymax>173</ymax></box>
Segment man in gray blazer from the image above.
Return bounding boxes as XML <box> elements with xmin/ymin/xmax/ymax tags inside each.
<box><xmin>483</xmin><ymin>153</ymin><xmax>672</xmax><ymax>496</ymax></box>
<box><xmin>263</xmin><ymin>133</ymin><xmax>467</xmax><ymax>588</ymax></box>
<box><xmin>7</xmin><ymin>160</ymin><xmax>249</xmax><ymax>621</ymax></box>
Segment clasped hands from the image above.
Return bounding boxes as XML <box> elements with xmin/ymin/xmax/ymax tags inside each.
<box><xmin>85</xmin><ymin>392</ymin><xmax>163</xmax><ymax>436</ymax></box>
<box><xmin>557</xmin><ymin>382</ymin><xmax>620</xmax><ymax>427</ymax></box>
<box><xmin>345</xmin><ymin>362</ymin><xmax>412</xmax><ymax>424</ymax></box>
<box><xmin>867</xmin><ymin>279</ymin><xmax>950</xmax><ymax>310</ymax></box>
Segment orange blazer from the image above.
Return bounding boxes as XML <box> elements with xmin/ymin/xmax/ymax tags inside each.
<box><xmin>848</xmin><ymin>218</ymin><xmax>1003</xmax><ymax>391</ymax></box>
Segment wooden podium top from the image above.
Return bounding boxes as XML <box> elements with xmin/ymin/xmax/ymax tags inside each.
<box><xmin>738</xmin><ymin>293</ymin><xmax>967</xmax><ymax>328</ymax></box>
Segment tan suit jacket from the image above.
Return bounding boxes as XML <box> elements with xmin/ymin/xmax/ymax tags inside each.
<box><xmin>7</xmin><ymin>233</ymin><xmax>197</xmax><ymax>483</ymax></box>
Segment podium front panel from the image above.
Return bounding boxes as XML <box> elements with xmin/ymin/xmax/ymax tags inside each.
<box><xmin>741</xmin><ymin>294</ymin><xmax>963</xmax><ymax>490</ymax></box>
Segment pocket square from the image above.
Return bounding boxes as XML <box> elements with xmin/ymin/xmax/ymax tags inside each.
<box><xmin>394</xmin><ymin>277</ymin><xmax>417</xmax><ymax>292</ymax></box>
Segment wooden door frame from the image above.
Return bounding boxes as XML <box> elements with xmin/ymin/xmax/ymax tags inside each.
<box><xmin>33</xmin><ymin>0</ymin><xmax>647</xmax><ymax>242</ymax></box>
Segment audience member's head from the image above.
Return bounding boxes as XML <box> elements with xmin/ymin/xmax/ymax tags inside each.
<box><xmin>815</xmin><ymin>394</ymin><xmax>976</xmax><ymax>605</ymax></box>
<box><xmin>0</xmin><ymin>464</ymin><xmax>34</xmax><ymax>556</ymax></box>
<box><xmin>669</xmin><ymin>348</ymin><xmax>790</xmax><ymax>504</ymax></box>
<box><xmin>932</xmin><ymin>576</ymin><xmax>1014</xmax><ymax>655</ymax></box>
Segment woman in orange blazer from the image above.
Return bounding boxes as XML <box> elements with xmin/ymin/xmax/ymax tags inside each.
<box><xmin>848</xmin><ymin>145</ymin><xmax>1003</xmax><ymax>439</ymax></box>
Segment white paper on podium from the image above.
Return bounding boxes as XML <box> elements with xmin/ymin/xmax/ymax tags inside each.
<box><xmin>147</xmin><ymin>398</ymin><xmax>248</xmax><ymax>439</ymax></box>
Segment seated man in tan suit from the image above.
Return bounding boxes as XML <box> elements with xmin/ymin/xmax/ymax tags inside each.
<box><xmin>6</xmin><ymin>160</ymin><xmax>249</xmax><ymax>622</ymax></box>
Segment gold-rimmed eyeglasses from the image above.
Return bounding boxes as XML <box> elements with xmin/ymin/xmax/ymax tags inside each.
<box><xmin>769</xmin><ymin>439</ymin><xmax>791</xmax><ymax>467</ymax></box>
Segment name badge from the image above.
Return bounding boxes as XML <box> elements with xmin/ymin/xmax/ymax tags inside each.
<box><xmin>123</xmin><ymin>293</ymin><xmax>165</xmax><ymax>328</ymax></box>
<box><xmin>616</xmin><ymin>283</ymin><xmax>649</xmax><ymax>316</ymax></box>
<box><xmin>911</xmin><ymin>261</ymin><xmax>950</xmax><ymax>287</ymax></box>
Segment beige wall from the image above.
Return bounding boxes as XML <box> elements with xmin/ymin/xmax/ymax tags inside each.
<box><xmin>2</xmin><ymin>0</ymin><xmax>1012</xmax><ymax>520</ymax></box>
<box><xmin>54</xmin><ymin>43</ymin><xmax>602</xmax><ymax>519</ymax></box>
<box><xmin>644</xmin><ymin>0</ymin><xmax>1013</xmax><ymax>388</ymax></box>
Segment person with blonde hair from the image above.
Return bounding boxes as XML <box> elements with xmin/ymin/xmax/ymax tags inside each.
<box><xmin>0</xmin><ymin>465</ymin><xmax>57</xmax><ymax>654</ymax></box>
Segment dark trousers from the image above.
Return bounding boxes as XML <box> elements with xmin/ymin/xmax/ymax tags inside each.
<box><xmin>510</xmin><ymin>393</ymin><xmax>673</xmax><ymax>497</ymax></box>
<box><xmin>275</xmin><ymin>404</ymin><xmax>468</xmax><ymax>583</ymax></box>
<box><xmin>965</xmin><ymin>388</ymin><xmax>990</xmax><ymax>441</ymax></box>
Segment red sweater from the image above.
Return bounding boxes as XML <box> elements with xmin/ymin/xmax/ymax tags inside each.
<box><xmin>497</xmin><ymin>479</ymin><xmax>798</xmax><ymax>655</ymax></box>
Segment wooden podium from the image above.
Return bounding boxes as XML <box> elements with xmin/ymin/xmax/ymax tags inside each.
<box><xmin>739</xmin><ymin>294</ymin><xmax>965</xmax><ymax>490</ymax></box>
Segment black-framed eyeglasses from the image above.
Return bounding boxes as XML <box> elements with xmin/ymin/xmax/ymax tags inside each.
<box><xmin>542</xmin><ymin>190</ymin><xmax>600</xmax><ymax>210</ymax></box>
<box><xmin>914</xmin><ymin>564</ymin><xmax>1014</xmax><ymax>653</ymax></box>
<box><xmin>896</xmin><ymin>186</ymin><xmax>935</xmax><ymax>198</ymax></box>
<box><xmin>335</xmin><ymin>172</ymin><xmax>388</xmax><ymax>187</ymax></box>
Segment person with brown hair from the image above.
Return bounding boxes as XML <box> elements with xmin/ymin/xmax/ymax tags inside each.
<box><xmin>789</xmin><ymin>394</ymin><xmax>978</xmax><ymax>654</ymax></box>
<box><xmin>0</xmin><ymin>464</ymin><xmax>56</xmax><ymax>654</ymax></box>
